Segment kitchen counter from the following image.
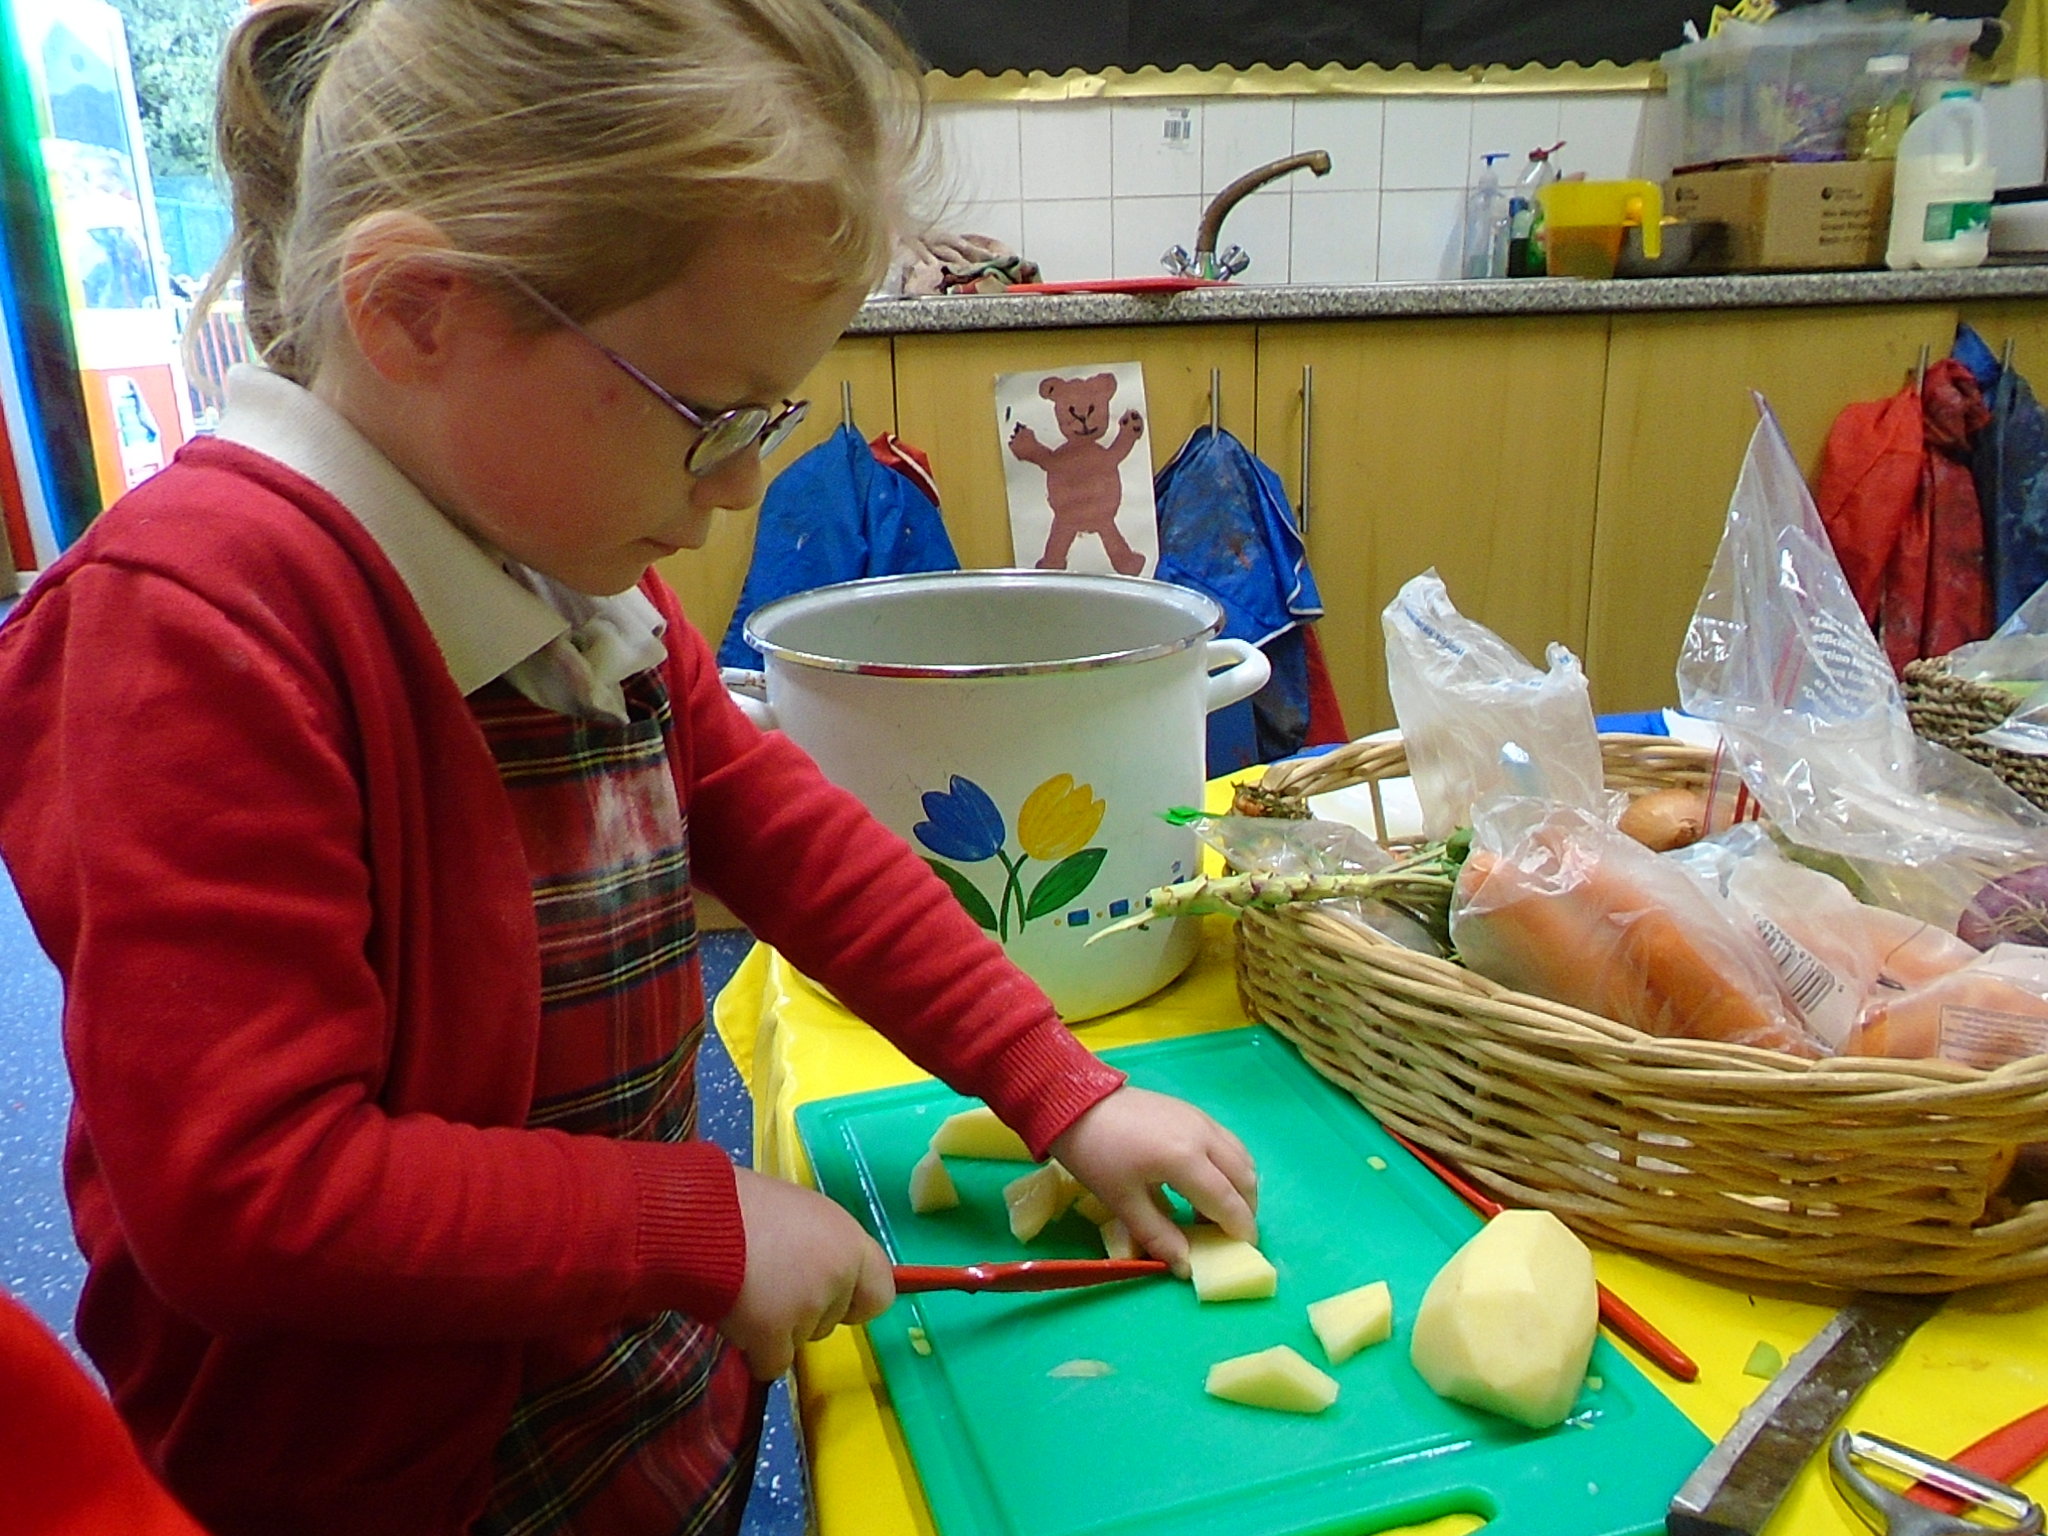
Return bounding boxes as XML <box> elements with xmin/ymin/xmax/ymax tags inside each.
<box><xmin>850</xmin><ymin>261</ymin><xmax>2048</xmax><ymax>335</ymax></box>
<box><xmin>711</xmin><ymin>781</ymin><xmax>2048</xmax><ymax>1536</ymax></box>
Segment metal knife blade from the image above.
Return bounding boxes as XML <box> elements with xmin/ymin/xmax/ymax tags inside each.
<box><xmin>1666</xmin><ymin>1291</ymin><xmax>1944</xmax><ymax>1536</ymax></box>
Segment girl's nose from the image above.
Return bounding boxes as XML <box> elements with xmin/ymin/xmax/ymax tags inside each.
<box><xmin>692</xmin><ymin>445</ymin><xmax>766</xmax><ymax>512</ymax></box>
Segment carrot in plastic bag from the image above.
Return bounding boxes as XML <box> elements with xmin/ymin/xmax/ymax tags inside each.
<box><xmin>1451</xmin><ymin>803</ymin><xmax>1820</xmax><ymax>1057</ymax></box>
<box><xmin>1846</xmin><ymin>944</ymin><xmax>2048</xmax><ymax>1067</ymax></box>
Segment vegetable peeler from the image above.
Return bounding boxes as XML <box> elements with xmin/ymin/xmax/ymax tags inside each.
<box><xmin>892</xmin><ymin>1259</ymin><xmax>1168</xmax><ymax>1295</ymax></box>
<box><xmin>1829</xmin><ymin>1429</ymin><xmax>2043</xmax><ymax>1536</ymax></box>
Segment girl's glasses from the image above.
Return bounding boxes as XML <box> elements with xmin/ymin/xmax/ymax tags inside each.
<box><xmin>502</xmin><ymin>274</ymin><xmax>808</xmax><ymax>477</ymax></box>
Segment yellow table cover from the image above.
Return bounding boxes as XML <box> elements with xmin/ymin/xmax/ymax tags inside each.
<box><xmin>712</xmin><ymin>806</ymin><xmax>2048</xmax><ymax>1536</ymax></box>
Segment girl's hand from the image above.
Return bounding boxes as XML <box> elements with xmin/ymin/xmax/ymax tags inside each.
<box><xmin>1047</xmin><ymin>1086</ymin><xmax>1258</xmax><ymax>1278</ymax></box>
<box><xmin>722</xmin><ymin>1167</ymin><xmax>895</xmax><ymax>1380</ymax></box>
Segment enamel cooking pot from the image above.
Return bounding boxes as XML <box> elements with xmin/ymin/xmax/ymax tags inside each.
<box><xmin>729</xmin><ymin>570</ymin><xmax>1270</xmax><ymax>1021</ymax></box>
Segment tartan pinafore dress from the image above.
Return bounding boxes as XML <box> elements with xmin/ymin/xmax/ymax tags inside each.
<box><xmin>467</xmin><ymin>665</ymin><xmax>764</xmax><ymax>1536</ymax></box>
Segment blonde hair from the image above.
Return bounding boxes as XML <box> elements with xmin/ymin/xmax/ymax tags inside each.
<box><xmin>194</xmin><ymin>0</ymin><xmax>929</xmax><ymax>384</ymax></box>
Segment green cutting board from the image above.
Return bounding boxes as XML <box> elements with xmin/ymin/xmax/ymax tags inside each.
<box><xmin>796</xmin><ymin>1025</ymin><xmax>1709</xmax><ymax>1536</ymax></box>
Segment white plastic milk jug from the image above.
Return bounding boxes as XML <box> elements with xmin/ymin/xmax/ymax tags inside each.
<box><xmin>1886</xmin><ymin>88</ymin><xmax>1994</xmax><ymax>271</ymax></box>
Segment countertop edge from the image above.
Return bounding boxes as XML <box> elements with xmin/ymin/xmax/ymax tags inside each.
<box><xmin>847</xmin><ymin>265</ymin><xmax>2048</xmax><ymax>336</ymax></box>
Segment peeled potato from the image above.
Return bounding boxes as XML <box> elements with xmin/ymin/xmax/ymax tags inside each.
<box><xmin>1073</xmin><ymin>1190</ymin><xmax>1113</xmax><ymax>1226</ymax></box>
<box><xmin>1409</xmin><ymin>1209</ymin><xmax>1596</xmax><ymax>1430</ymax></box>
<box><xmin>908</xmin><ymin>1149</ymin><xmax>959</xmax><ymax>1214</ymax></box>
<box><xmin>1003</xmin><ymin>1162</ymin><xmax>1081</xmax><ymax>1242</ymax></box>
<box><xmin>1099</xmin><ymin>1218</ymin><xmax>1141</xmax><ymax>1261</ymax></box>
<box><xmin>1206</xmin><ymin>1345</ymin><xmax>1339</xmax><ymax>1414</ymax></box>
<box><xmin>1185</xmin><ymin>1225</ymin><xmax>1277</xmax><ymax>1302</ymax></box>
<box><xmin>1307</xmin><ymin>1280</ymin><xmax>1393</xmax><ymax>1365</ymax></box>
<box><xmin>929</xmin><ymin>1106</ymin><xmax>1033</xmax><ymax>1161</ymax></box>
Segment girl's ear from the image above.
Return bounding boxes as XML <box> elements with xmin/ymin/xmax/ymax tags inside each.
<box><xmin>338</xmin><ymin>212</ymin><xmax>488</xmax><ymax>383</ymax></box>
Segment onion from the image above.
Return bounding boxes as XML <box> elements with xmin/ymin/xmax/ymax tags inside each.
<box><xmin>1617</xmin><ymin>788</ymin><xmax>1709</xmax><ymax>853</ymax></box>
<box><xmin>1959</xmin><ymin>865</ymin><xmax>2048</xmax><ymax>950</ymax></box>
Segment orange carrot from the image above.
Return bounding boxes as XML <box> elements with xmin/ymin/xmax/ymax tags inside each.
<box><xmin>1455</xmin><ymin>848</ymin><xmax>1819</xmax><ymax>1057</ymax></box>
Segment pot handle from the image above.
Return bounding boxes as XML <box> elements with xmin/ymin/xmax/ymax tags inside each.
<box><xmin>719</xmin><ymin>667</ymin><xmax>777</xmax><ymax>730</ymax></box>
<box><xmin>1202</xmin><ymin>639</ymin><xmax>1271</xmax><ymax>714</ymax></box>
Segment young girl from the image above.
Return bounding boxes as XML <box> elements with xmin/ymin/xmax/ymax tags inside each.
<box><xmin>0</xmin><ymin>2</ymin><xmax>1257</xmax><ymax>1533</ymax></box>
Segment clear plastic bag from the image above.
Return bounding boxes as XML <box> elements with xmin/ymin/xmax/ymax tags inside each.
<box><xmin>1450</xmin><ymin>797</ymin><xmax>1820</xmax><ymax>1056</ymax></box>
<box><xmin>1945</xmin><ymin>576</ymin><xmax>2048</xmax><ymax>683</ymax></box>
<box><xmin>1382</xmin><ymin>569</ymin><xmax>1606</xmax><ymax>840</ymax></box>
<box><xmin>1184</xmin><ymin>813</ymin><xmax>1444</xmax><ymax>954</ymax></box>
<box><xmin>1668</xmin><ymin>825</ymin><xmax>1976</xmax><ymax>1050</ymax></box>
<box><xmin>1847</xmin><ymin>943</ymin><xmax>2048</xmax><ymax>1067</ymax></box>
<box><xmin>1675</xmin><ymin>398</ymin><xmax>2048</xmax><ymax>932</ymax></box>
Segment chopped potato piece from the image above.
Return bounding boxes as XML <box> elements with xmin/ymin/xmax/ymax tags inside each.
<box><xmin>1206</xmin><ymin>1345</ymin><xmax>1339</xmax><ymax>1414</ymax></box>
<box><xmin>1098</xmin><ymin>1218</ymin><xmax>1140</xmax><ymax>1261</ymax></box>
<box><xmin>907</xmin><ymin>1326</ymin><xmax>931</xmax><ymax>1357</ymax></box>
<box><xmin>1048</xmin><ymin>1358</ymin><xmax>1116</xmax><ymax>1379</ymax></box>
<box><xmin>928</xmin><ymin>1106</ymin><xmax>1034</xmax><ymax>1161</ymax></box>
<box><xmin>908</xmin><ymin>1149</ymin><xmax>959</xmax><ymax>1214</ymax></box>
<box><xmin>1072</xmin><ymin>1190</ymin><xmax>1112</xmax><ymax>1226</ymax></box>
<box><xmin>1307</xmin><ymin>1280</ymin><xmax>1393</xmax><ymax>1365</ymax></box>
<box><xmin>1185</xmin><ymin>1225</ymin><xmax>1277</xmax><ymax>1302</ymax></box>
<box><xmin>1409</xmin><ymin>1209</ymin><xmax>1597</xmax><ymax>1430</ymax></box>
<box><xmin>1003</xmin><ymin>1162</ymin><xmax>1081</xmax><ymax>1243</ymax></box>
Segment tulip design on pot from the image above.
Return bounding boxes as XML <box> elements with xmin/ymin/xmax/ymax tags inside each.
<box><xmin>914</xmin><ymin>774</ymin><xmax>1109</xmax><ymax>943</ymax></box>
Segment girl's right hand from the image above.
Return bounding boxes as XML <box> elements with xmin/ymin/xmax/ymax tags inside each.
<box><xmin>722</xmin><ymin>1167</ymin><xmax>895</xmax><ymax>1380</ymax></box>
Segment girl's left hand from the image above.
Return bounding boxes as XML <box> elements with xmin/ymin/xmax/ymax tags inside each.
<box><xmin>1046</xmin><ymin>1086</ymin><xmax>1258</xmax><ymax>1278</ymax></box>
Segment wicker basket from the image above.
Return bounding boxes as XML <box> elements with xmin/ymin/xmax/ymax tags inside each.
<box><xmin>1903</xmin><ymin>657</ymin><xmax>2048</xmax><ymax>811</ymax></box>
<box><xmin>1239</xmin><ymin>733</ymin><xmax>2048</xmax><ymax>1293</ymax></box>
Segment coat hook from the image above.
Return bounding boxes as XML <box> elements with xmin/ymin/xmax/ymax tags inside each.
<box><xmin>841</xmin><ymin>379</ymin><xmax>855</xmax><ymax>431</ymax></box>
<box><xmin>1915</xmin><ymin>343</ymin><xmax>1930</xmax><ymax>394</ymax></box>
<box><xmin>1209</xmin><ymin>368</ymin><xmax>1220</xmax><ymax>435</ymax></box>
<box><xmin>2004</xmin><ymin>336</ymin><xmax>2018</xmax><ymax>373</ymax></box>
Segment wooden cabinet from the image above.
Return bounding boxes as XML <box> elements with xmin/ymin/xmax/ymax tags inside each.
<box><xmin>1587</xmin><ymin>305</ymin><xmax>1958</xmax><ymax>713</ymax></box>
<box><xmin>652</xmin><ymin>336</ymin><xmax>896</xmax><ymax>649</ymax></box>
<box><xmin>657</xmin><ymin>294</ymin><xmax>2048</xmax><ymax>731</ymax></box>
<box><xmin>891</xmin><ymin>325</ymin><xmax>1259</xmax><ymax>570</ymax></box>
<box><xmin>1252</xmin><ymin>317</ymin><xmax>1610</xmax><ymax>733</ymax></box>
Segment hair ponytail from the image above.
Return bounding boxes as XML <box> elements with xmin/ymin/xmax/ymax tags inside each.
<box><xmin>191</xmin><ymin>0</ymin><xmax>373</xmax><ymax>380</ymax></box>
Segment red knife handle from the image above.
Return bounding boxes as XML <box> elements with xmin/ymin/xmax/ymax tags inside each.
<box><xmin>891</xmin><ymin>1260</ymin><xmax>1169</xmax><ymax>1295</ymax></box>
<box><xmin>1385</xmin><ymin>1129</ymin><xmax>1700</xmax><ymax>1384</ymax></box>
<box><xmin>1910</xmin><ymin>1402</ymin><xmax>2048</xmax><ymax>1513</ymax></box>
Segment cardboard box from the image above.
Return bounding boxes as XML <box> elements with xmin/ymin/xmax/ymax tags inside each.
<box><xmin>1666</xmin><ymin>160</ymin><xmax>1895</xmax><ymax>272</ymax></box>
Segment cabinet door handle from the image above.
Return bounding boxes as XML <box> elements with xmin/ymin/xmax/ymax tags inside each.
<box><xmin>1298</xmin><ymin>364</ymin><xmax>1314</xmax><ymax>535</ymax></box>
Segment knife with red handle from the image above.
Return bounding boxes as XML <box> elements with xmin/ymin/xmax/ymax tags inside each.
<box><xmin>1911</xmin><ymin>1401</ymin><xmax>2048</xmax><ymax>1513</ymax></box>
<box><xmin>1385</xmin><ymin>1128</ymin><xmax>1700</xmax><ymax>1384</ymax></box>
<box><xmin>892</xmin><ymin>1259</ymin><xmax>1169</xmax><ymax>1295</ymax></box>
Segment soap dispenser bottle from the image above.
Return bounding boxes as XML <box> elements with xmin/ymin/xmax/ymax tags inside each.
<box><xmin>1508</xmin><ymin>141</ymin><xmax>1565</xmax><ymax>277</ymax></box>
<box><xmin>1462</xmin><ymin>152</ymin><xmax>1511</xmax><ymax>278</ymax></box>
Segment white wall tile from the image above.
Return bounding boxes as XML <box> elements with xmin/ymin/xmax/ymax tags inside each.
<box><xmin>1113</xmin><ymin>101</ymin><xmax>1204</xmax><ymax>197</ymax></box>
<box><xmin>1382</xmin><ymin>98</ymin><xmax>1474</xmax><ymax>190</ymax></box>
<box><xmin>1291</xmin><ymin>189</ymin><xmax>1379</xmax><ymax>283</ymax></box>
<box><xmin>1020</xmin><ymin>103</ymin><xmax>1112</xmax><ymax>202</ymax></box>
<box><xmin>1293</xmin><ymin>97</ymin><xmax>1383</xmax><ymax>191</ymax></box>
<box><xmin>1213</xmin><ymin>187</ymin><xmax>1292</xmax><ymax>283</ymax></box>
<box><xmin>932</xmin><ymin>103</ymin><xmax>1022</xmax><ymax>208</ymax></box>
<box><xmin>947</xmin><ymin>199</ymin><xmax>1025</xmax><ymax>254</ymax></box>
<box><xmin>1111</xmin><ymin>194</ymin><xmax>1203</xmax><ymax>278</ymax></box>
<box><xmin>1984</xmin><ymin>78</ymin><xmax>2048</xmax><ymax>189</ymax></box>
<box><xmin>1203</xmin><ymin>99</ymin><xmax>1295</xmax><ymax>193</ymax></box>
<box><xmin>1020</xmin><ymin>198</ymin><xmax>1113</xmax><ymax>281</ymax></box>
<box><xmin>1559</xmin><ymin>95</ymin><xmax>1648</xmax><ymax>183</ymax></box>
<box><xmin>1378</xmin><ymin>188</ymin><xmax>1465</xmax><ymax>281</ymax></box>
<box><xmin>1470</xmin><ymin>95</ymin><xmax>1564</xmax><ymax>168</ymax></box>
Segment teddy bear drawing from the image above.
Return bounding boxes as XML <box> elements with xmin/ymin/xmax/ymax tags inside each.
<box><xmin>1008</xmin><ymin>372</ymin><xmax>1148</xmax><ymax>575</ymax></box>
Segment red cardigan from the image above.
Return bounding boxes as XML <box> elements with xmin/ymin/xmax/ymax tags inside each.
<box><xmin>3</xmin><ymin>1292</ymin><xmax>209</xmax><ymax>1535</ymax></box>
<box><xmin>0</xmin><ymin>439</ymin><xmax>1122</xmax><ymax>1534</ymax></box>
